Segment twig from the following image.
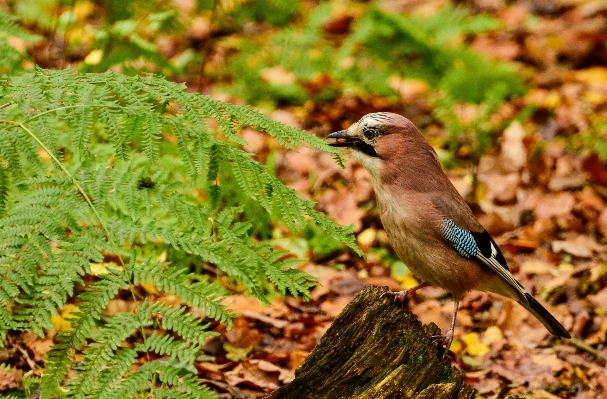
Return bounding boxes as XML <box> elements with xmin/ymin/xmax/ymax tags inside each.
<box><xmin>569</xmin><ymin>337</ymin><xmax>607</xmax><ymax>365</ymax></box>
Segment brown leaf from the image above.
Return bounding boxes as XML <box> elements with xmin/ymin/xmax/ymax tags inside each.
<box><xmin>552</xmin><ymin>235</ymin><xmax>603</xmax><ymax>258</ymax></box>
<box><xmin>484</xmin><ymin>173</ymin><xmax>521</xmax><ymax>204</ymax></box>
<box><xmin>260</xmin><ymin>66</ymin><xmax>296</xmax><ymax>86</ymax></box>
<box><xmin>319</xmin><ymin>188</ymin><xmax>365</xmax><ymax>232</ymax></box>
<box><xmin>242</xmin><ymin>310</ymin><xmax>289</xmax><ymax>329</ymax></box>
<box><xmin>224</xmin><ymin>361</ymin><xmax>280</xmax><ymax>391</ymax></box>
<box><xmin>226</xmin><ymin>317</ymin><xmax>263</xmax><ymax>349</ymax></box>
<box><xmin>250</xmin><ymin>359</ymin><xmax>294</xmax><ymax>383</ymax></box>
<box><xmin>319</xmin><ymin>296</ymin><xmax>351</xmax><ymax>318</ymax></box>
<box><xmin>582</xmin><ymin>154</ymin><xmax>607</xmax><ymax>185</ymax></box>
<box><xmin>471</xmin><ymin>36</ymin><xmax>520</xmax><ymax>61</ymax></box>
<box><xmin>289</xmin><ymin>350</ymin><xmax>309</xmax><ymax>371</ymax></box>
<box><xmin>0</xmin><ymin>367</ymin><xmax>21</xmax><ymax>390</ymax></box>
<box><xmin>534</xmin><ymin>192</ymin><xmax>576</xmax><ymax>220</ymax></box>
<box><xmin>500</xmin><ymin>122</ymin><xmax>527</xmax><ymax>172</ymax></box>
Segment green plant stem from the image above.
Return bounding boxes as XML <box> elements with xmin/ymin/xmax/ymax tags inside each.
<box><xmin>569</xmin><ymin>337</ymin><xmax>607</xmax><ymax>366</ymax></box>
<box><xmin>24</xmin><ymin>104</ymin><xmax>117</xmax><ymax>124</ymax></box>
<box><xmin>17</xmin><ymin>119</ymin><xmax>152</xmax><ymax>365</ymax></box>
<box><xmin>18</xmin><ymin>121</ymin><xmax>113</xmax><ymax>246</ymax></box>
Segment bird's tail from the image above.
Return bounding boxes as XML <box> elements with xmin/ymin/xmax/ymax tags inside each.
<box><xmin>520</xmin><ymin>293</ymin><xmax>570</xmax><ymax>338</ymax></box>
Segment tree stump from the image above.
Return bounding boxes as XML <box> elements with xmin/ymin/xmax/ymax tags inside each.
<box><xmin>265</xmin><ymin>286</ymin><xmax>475</xmax><ymax>399</ymax></box>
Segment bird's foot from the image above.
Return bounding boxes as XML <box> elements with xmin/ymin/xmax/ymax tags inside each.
<box><xmin>380</xmin><ymin>290</ymin><xmax>411</xmax><ymax>308</ymax></box>
<box><xmin>430</xmin><ymin>329</ymin><xmax>454</xmax><ymax>360</ymax></box>
<box><xmin>380</xmin><ymin>283</ymin><xmax>429</xmax><ymax>308</ymax></box>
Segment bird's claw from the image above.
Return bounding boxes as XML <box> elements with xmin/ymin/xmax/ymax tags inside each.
<box><xmin>380</xmin><ymin>290</ymin><xmax>410</xmax><ymax>308</ymax></box>
<box><xmin>430</xmin><ymin>329</ymin><xmax>454</xmax><ymax>360</ymax></box>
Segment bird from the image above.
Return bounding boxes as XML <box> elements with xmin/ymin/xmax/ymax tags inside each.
<box><xmin>327</xmin><ymin>112</ymin><xmax>570</xmax><ymax>356</ymax></box>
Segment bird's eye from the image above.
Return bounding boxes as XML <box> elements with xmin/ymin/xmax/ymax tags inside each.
<box><xmin>363</xmin><ymin>128</ymin><xmax>379</xmax><ymax>140</ymax></box>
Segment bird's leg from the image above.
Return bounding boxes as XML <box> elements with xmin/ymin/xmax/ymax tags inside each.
<box><xmin>431</xmin><ymin>299</ymin><xmax>459</xmax><ymax>359</ymax></box>
<box><xmin>380</xmin><ymin>282</ymin><xmax>429</xmax><ymax>307</ymax></box>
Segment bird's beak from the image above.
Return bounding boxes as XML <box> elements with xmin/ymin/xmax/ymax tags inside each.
<box><xmin>327</xmin><ymin>130</ymin><xmax>360</xmax><ymax>147</ymax></box>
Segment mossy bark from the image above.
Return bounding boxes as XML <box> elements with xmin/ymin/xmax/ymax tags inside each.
<box><xmin>264</xmin><ymin>286</ymin><xmax>475</xmax><ymax>399</ymax></box>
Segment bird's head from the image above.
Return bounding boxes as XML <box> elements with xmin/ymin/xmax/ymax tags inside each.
<box><xmin>327</xmin><ymin>112</ymin><xmax>432</xmax><ymax>179</ymax></box>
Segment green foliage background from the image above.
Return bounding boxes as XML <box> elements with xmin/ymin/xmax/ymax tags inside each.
<box><xmin>0</xmin><ymin>0</ymin><xmax>539</xmax><ymax>397</ymax></box>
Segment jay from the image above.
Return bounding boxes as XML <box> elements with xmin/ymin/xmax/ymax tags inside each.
<box><xmin>327</xmin><ymin>112</ymin><xmax>570</xmax><ymax>354</ymax></box>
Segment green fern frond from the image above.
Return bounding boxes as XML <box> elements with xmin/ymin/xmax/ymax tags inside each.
<box><xmin>132</xmin><ymin>261</ymin><xmax>234</xmax><ymax>327</ymax></box>
<box><xmin>0</xmin><ymin>67</ymin><xmax>360</xmax><ymax>397</ymax></box>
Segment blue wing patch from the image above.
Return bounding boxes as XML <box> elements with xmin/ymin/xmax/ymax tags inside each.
<box><xmin>440</xmin><ymin>217</ymin><xmax>524</xmax><ymax>296</ymax></box>
<box><xmin>440</xmin><ymin>219</ymin><xmax>477</xmax><ymax>259</ymax></box>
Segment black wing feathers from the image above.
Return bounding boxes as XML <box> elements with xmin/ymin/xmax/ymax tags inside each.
<box><xmin>470</xmin><ymin>230</ymin><xmax>509</xmax><ymax>272</ymax></box>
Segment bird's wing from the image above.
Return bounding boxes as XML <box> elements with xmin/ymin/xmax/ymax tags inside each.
<box><xmin>438</xmin><ymin>217</ymin><xmax>570</xmax><ymax>338</ymax></box>
<box><xmin>439</xmin><ymin>218</ymin><xmax>527</xmax><ymax>301</ymax></box>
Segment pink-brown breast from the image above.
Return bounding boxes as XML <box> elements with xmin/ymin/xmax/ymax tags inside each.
<box><xmin>374</xmin><ymin>183</ymin><xmax>494</xmax><ymax>297</ymax></box>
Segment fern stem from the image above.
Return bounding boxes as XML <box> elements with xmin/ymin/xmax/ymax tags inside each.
<box><xmin>23</xmin><ymin>104</ymin><xmax>116</xmax><ymax>124</ymax></box>
<box><xmin>17</xmin><ymin>121</ymin><xmax>118</xmax><ymax>258</ymax></box>
<box><xmin>18</xmin><ymin>120</ymin><xmax>153</xmax><ymax>373</ymax></box>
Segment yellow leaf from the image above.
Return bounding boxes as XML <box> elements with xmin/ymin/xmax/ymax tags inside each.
<box><xmin>357</xmin><ymin>228</ymin><xmax>376</xmax><ymax>246</ymax></box>
<box><xmin>223</xmin><ymin>342</ymin><xmax>254</xmax><ymax>362</ymax></box>
<box><xmin>84</xmin><ymin>49</ymin><xmax>103</xmax><ymax>66</ymax></box>
<box><xmin>462</xmin><ymin>332</ymin><xmax>490</xmax><ymax>357</ymax></box>
<box><xmin>37</xmin><ymin>148</ymin><xmax>51</xmax><ymax>162</ymax></box>
<box><xmin>142</xmin><ymin>283</ymin><xmax>158</xmax><ymax>294</ymax></box>
<box><xmin>73</xmin><ymin>1</ymin><xmax>95</xmax><ymax>21</ymax></box>
<box><xmin>449</xmin><ymin>339</ymin><xmax>462</xmax><ymax>354</ymax></box>
<box><xmin>584</xmin><ymin>90</ymin><xmax>607</xmax><ymax>105</ymax></box>
<box><xmin>545</xmin><ymin>91</ymin><xmax>561</xmax><ymax>108</ymax></box>
<box><xmin>574</xmin><ymin>67</ymin><xmax>607</xmax><ymax>84</ymax></box>
<box><xmin>574</xmin><ymin>367</ymin><xmax>588</xmax><ymax>383</ymax></box>
<box><xmin>482</xmin><ymin>326</ymin><xmax>503</xmax><ymax>345</ymax></box>
<box><xmin>400</xmin><ymin>274</ymin><xmax>419</xmax><ymax>290</ymax></box>
<box><xmin>90</xmin><ymin>262</ymin><xmax>122</xmax><ymax>276</ymax></box>
<box><xmin>51</xmin><ymin>304</ymin><xmax>80</xmax><ymax>332</ymax></box>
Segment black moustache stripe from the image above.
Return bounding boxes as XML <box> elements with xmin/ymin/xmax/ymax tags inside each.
<box><xmin>355</xmin><ymin>141</ymin><xmax>378</xmax><ymax>158</ymax></box>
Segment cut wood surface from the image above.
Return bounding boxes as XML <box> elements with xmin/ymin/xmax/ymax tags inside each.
<box><xmin>264</xmin><ymin>286</ymin><xmax>475</xmax><ymax>399</ymax></box>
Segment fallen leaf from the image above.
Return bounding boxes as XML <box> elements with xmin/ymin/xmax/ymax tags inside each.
<box><xmin>523</xmin><ymin>389</ymin><xmax>563</xmax><ymax>399</ymax></box>
<box><xmin>224</xmin><ymin>342</ymin><xmax>255</xmax><ymax>362</ymax></box>
<box><xmin>51</xmin><ymin>304</ymin><xmax>80</xmax><ymax>332</ymax></box>
<box><xmin>531</xmin><ymin>353</ymin><xmax>567</xmax><ymax>373</ymax></box>
<box><xmin>388</xmin><ymin>76</ymin><xmax>429</xmax><ymax>101</ymax></box>
<box><xmin>289</xmin><ymin>350</ymin><xmax>308</xmax><ymax>371</ymax></box>
<box><xmin>520</xmin><ymin>259</ymin><xmax>559</xmax><ymax>275</ymax></box>
<box><xmin>357</xmin><ymin>228</ymin><xmax>377</xmax><ymax>246</ymax></box>
<box><xmin>482</xmin><ymin>326</ymin><xmax>503</xmax><ymax>346</ymax></box>
<box><xmin>319</xmin><ymin>296</ymin><xmax>350</xmax><ymax>318</ymax></box>
<box><xmin>534</xmin><ymin>192</ymin><xmax>576</xmax><ymax>220</ymax></box>
<box><xmin>463</xmin><ymin>332</ymin><xmax>490</xmax><ymax>357</ymax></box>
<box><xmin>84</xmin><ymin>49</ymin><xmax>103</xmax><ymax>66</ymax></box>
<box><xmin>500</xmin><ymin>121</ymin><xmax>527</xmax><ymax>172</ymax></box>
<box><xmin>0</xmin><ymin>367</ymin><xmax>21</xmax><ymax>390</ymax></box>
<box><xmin>319</xmin><ymin>188</ymin><xmax>365</xmax><ymax>232</ymax></box>
<box><xmin>250</xmin><ymin>359</ymin><xmax>294</xmax><ymax>383</ymax></box>
<box><xmin>260</xmin><ymin>66</ymin><xmax>297</xmax><ymax>85</ymax></box>
<box><xmin>242</xmin><ymin>310</ymin><xmax>288</xmax><ymax>329</ymax></box>
<box><xmin>226</xmin><ymin>317</ymin><xmax>263</xmax><ymax>349</ymax></box>
<box><xmin>552</xmin><ymin>235</ymin><xmax>602</xmax><ymax>258</ymax></box>
<box><xmin>224</xmin><ymin>361</ymin><xmax>280</xmax><ymax>390</ymax></box>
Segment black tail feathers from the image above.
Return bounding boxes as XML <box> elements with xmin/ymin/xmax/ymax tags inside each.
<box><xmin>523</xmin><ymin>293</ymin><xmax>570</xmax><ymax>338</ymax></box>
